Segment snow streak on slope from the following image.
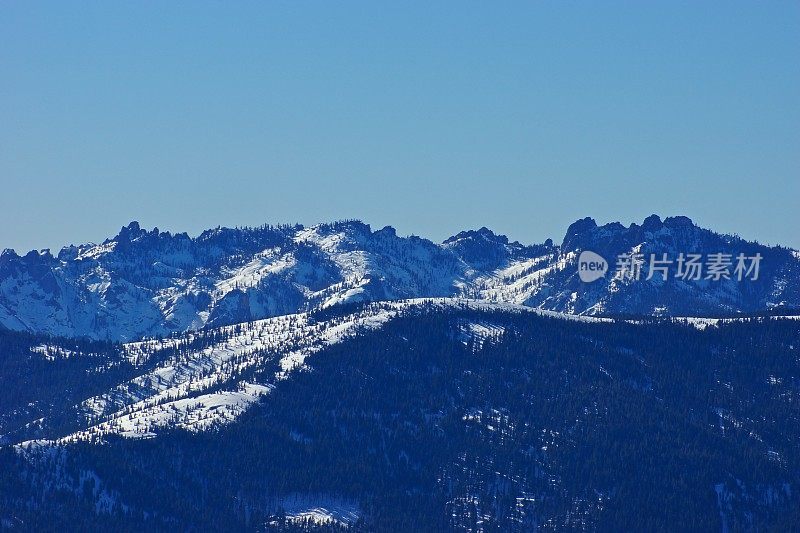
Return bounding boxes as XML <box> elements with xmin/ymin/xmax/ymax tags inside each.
<box><xmin>468</xmin><ymin>253</ymin><xmax>573</xmax><ymax>306</ymax></box>
<box><xmin>78</xmin><ymin>382</ymin><xmax>272</xmax><ymax>438</ymax></box>
<box><xmin>675</xmin><ymin>315</ymin><xmax>800</xmax><ymax>330</ymax></box>
<box><xmin>30</xmin><ymin>344</ymin><xmax>79</xmax><ymax>361</ymax></box>
<box><xmin>276</xmin><ymin>494</ymin><xmax>361</xmax><ymax>527</ymax></box>
<box><xmin>59</xmin><ymin>307</ymin><xmax>399</xmax><ymax>442</ymax></box>
<box><xmin>458</xmin><ymin>320</ymin><xmax>507</xmax><ymax>351</ymax></box>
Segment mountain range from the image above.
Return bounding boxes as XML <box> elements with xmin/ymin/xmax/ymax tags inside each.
<box><xmin>1</xmin><ymin>215</ymin><xmax>798</xmax><ymax>341</ymax></box>
<box><xmin>2</xmin><ymin>216</ymin><xmax>800</xmax><ymax>530</ymax></box>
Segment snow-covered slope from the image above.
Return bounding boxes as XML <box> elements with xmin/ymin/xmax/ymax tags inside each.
<box><xmin>12</xmin><ymin>299</ymin><xmax>592</xmax><ymax>445</ymax></box>
<box><xmin>1</xmin><ymin>216</ymin><xmax>798</xmax><ymax>341</ymax></box>
<box><xmin>10</xmin><ymin>296</ymin><xmax>795</xmax><ymax>448</ymax></box>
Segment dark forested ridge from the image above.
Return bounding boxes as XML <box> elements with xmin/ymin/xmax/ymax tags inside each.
<box><xmin>1</xmin><ymin>307</ymin><xmax>798</xmax><ymax>531</ymax></box>
<box><xmin>0</xmin><ymin>331</ymin><xmax>133</xmax><ymax>446</ymax></box>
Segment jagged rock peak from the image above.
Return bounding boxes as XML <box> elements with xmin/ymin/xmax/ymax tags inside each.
<box><xmin>562</xmin><ymin>215</ymin><xmax>701</xmax><ymax>249</ymax></box>
<box><xmin>642</xmin><ymin>214</ymin><xmax>663</xmax><ymax>231</ymax></box>
<box><xmin>663</xmin><ymin>215</ymin><xmax>694</xmax><ymax>228</ymax></box>
<box><xmin>115</xmin><ymin>221</ymin><xmax>149</xmax><ymax>242</ymax></box>
<box><xmin>443</xmin><ymin>227</ymin><xmax>509</xmax><ymax>245</ymax></box>
<box><xmin>376</xmin><ymin>226</ymin><xmax>397</xmax><ymax>237</ymax></box>
<box><xmin>561</xmin><ymin>217</ymin><xmax>598</xmax><ymax>248</ymax></box>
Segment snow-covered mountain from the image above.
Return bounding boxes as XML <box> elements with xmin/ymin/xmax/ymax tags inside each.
<box><xmin>3</xmin><ymin>217</ymin><xmax>797</xmax><ymax>529</ymax></box>
<box><xmin>1</xmin><ymin>216</ymin><xmax>798</xmax><ymax>340</ymax></box>
<box><xmin>3</xmin><ymin>300</ymin><xmax>799</xmax><ymax>530</ymax></box>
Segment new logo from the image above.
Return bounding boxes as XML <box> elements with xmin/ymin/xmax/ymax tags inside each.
<box><xmin>578</xmin><ymin>250</ymin><xmax>608</xmax><ymax>282</ymax></box>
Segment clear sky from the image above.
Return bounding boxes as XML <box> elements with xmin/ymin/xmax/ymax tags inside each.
<box><xmin>2</xmin><ymin>1</ymin><xmax>798</xmax><ymax>253</ymax></box>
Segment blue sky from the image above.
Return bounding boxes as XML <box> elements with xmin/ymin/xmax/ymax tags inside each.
<box><xmin>2</xmin><ymin>1</ymin><xmax>798</xmax><ymax>252</ymax></box>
